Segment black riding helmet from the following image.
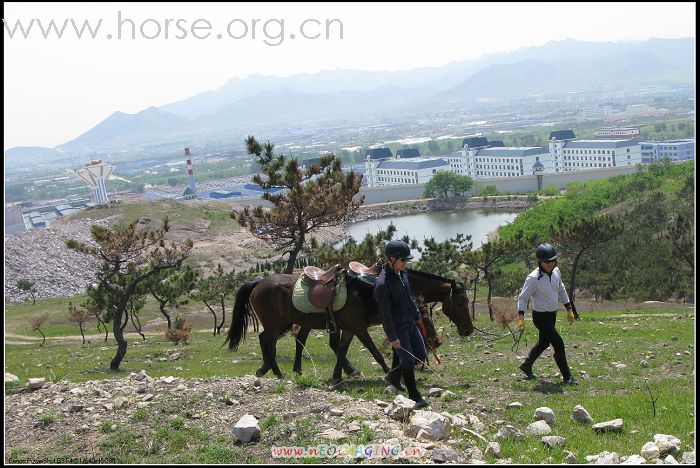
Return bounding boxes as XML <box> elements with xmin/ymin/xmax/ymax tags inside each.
<box><xmin>536</xmin><ymin>243</ymin><xmax>557</xmax><ymax>262</ymax></box>
<box><xmin>385</xmin><ymin>240</ymin><xmax>413</xmax><ymax>260</ymax></box>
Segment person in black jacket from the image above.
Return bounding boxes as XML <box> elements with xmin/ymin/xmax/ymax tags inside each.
<box><xmin>374</xmin><ymin>240</ymin><xmax>429</xmax><ymax>408</ymax></box>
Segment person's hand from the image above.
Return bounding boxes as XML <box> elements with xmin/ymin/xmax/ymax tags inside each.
<box><xmin>390</xmin><ymin>339</ymin><xmax>401</xmax><ymax>349</ymax></box>
<box><xmin>567</xmin><ymin>309</ymin><xmax>575</xmax><ymax>325</ymax></box>
<box><xmin>517</xmin><ymin>317</ymin><xmax>525</xmax><ymax>331</ymax></box>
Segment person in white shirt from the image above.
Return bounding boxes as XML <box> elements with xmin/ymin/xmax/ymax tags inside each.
<box><xmin>516</xmin><ymin>243</ymin><xmax>578</xmax><ymax>385</ymax></box>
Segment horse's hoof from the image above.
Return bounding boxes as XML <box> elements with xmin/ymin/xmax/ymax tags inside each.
<box><xmin>348</xmin><ymin>370</ymin><xmax>363</xmax><ymax>378</ymax></box>
<box><xmin>275</xmin><ymin>372</ymin><xmax>287</xmax><ymax>379</ymax></box>
<box><xmin>255</xmin><ymin>368</ymin><xmax>267</xmax><ymax>377</ymax></box>
<box><xmin>293</xmin><ymin>369</ymin><xmax>303</xmax><ymax>376</ymax></box>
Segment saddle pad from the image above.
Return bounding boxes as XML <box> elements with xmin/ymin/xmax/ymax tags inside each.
<box><xmin>292</xmin><ymin>274</ymin><xmax>347</xmax><ymax>314</ymax></box>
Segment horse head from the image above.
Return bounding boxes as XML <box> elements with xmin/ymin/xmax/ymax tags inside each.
<box><xmin>442</xmin><ymin>280</ymin><xmax>475</xmax><ymax>337</ymax></box>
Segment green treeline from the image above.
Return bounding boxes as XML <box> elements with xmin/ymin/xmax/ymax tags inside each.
<box><xmin>498</xmin><ymin>159</ymin><xmax>694</xmax><ymax>301</ymax></box>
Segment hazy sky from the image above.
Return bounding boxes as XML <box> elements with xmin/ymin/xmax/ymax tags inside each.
<box><xmin>3</xmin><ymin>2</ymin><xmax>695</xmax><ymax>150</ymax></box>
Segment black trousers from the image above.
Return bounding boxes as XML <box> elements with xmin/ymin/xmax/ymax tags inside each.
<box><xmin>525</xmin><ymin>311</ymin><xmax>571</xmax><ymax>380</ymax></box>
<box><xmin>393</xmin><ymin>323</ymin><xmax>427</xmax><ymax>370</ymax></box>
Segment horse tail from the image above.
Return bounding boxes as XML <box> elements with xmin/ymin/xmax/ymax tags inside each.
<box><xmin>225</xmin><ymin>278</ymin><xmax>262</xmax><ymax>351</ymax></box>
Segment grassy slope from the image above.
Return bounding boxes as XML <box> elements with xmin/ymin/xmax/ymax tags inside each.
<box><xmin>5</xmin><ymin>296</ymin><xmax>695</xmax><ymax>463</ymax></box>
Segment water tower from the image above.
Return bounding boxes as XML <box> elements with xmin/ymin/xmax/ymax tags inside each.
<box><xmin>76</xmin><ymin>160</ymin><xmax>113</xmax><ymax>204</ymax></box>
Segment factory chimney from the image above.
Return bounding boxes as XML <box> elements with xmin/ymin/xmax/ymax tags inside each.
<box><xmin>185</xmin><ymin>147</ymin><xmax>196</xmax><ymax>193</ymax></box>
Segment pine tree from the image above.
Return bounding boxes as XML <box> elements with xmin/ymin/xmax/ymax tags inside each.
<box><xmin>235</xmin><ymin>136</ymin><xmax>363</xmax><ymax>273</ymax></box>
<box><xmin>66</xmin><ymin>217</ymin><xmax>192</xmax><ymax>371</ymax></box>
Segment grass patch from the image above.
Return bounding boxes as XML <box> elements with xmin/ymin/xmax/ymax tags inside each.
<box><xmin>5</xmin><ymin>301</ymin><xmax>695</xmax><ymax>463</ymax></box>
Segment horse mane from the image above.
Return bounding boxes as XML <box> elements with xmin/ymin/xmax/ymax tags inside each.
<box><xmin>406</xmin><ymin>268</ymin><xmax>454</xmax><ymax>285</ymax></box>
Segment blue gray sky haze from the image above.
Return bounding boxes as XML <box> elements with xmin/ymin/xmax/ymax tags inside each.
<box><xmin>3</xmin><ymin>2</ymin><xmax>695</xmax><ymax>150</ymax></box>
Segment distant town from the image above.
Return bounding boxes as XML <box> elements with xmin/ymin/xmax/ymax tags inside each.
<box><xmin>5</xmin><ymin>122</ymin><xmax>694</xmax><ymax>236</ymax></box>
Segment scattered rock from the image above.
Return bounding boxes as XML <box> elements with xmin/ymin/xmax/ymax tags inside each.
<box><xmin>526</xmin><ymin>420</ymin><xmax>552</xmax><ymax>436</ymax></box>
<box><xmin>572</xmin><ymin>404</ymin><xmax>593</xmax><ymax>423</ymax></box>
<box><xmin>621</xmin><ymin>454</ymin><xmax>647</xmax><ymax>464</ymax></box>
<box><xmin>484</xmin><ymin>441</ymin><xmax>501</xmax><ymax>458</ymax></box>
<box><xmin>534</xmin><ymin>407</ymin><xmax>556</xmax><ymax>425</ymax></box>
<box><xmin>653</xmin><ymin>434</ymin><xmax>681</xmax><ymax>455</ymax></box>
<box><xmin>432</xmin><ymin>448</ymin><xmax>460</xmax><ymax>463</ymax></box>
<box><xmin>542</xmin><ymin>436</ymin><xmax>566</xmax><ymax>448</ymax></box>
<box><xmin>233</xmin><ymin>414</ymin><xmax>260</xmax><ymax>443</ymax></box>
<box><xmin>495</xmin><ymin>425</ymin><xmax>525</xmax><ymax>441</ymax></box>
<box><xmin>641</xmin><ymin>442</ymin><xmax>661</xmax><ymax>460</ymax></box>
<box><xmin>406</xmin><ymin>410</ymin><xmax>451</xmax><ymax>441</ymax></box>
<box><xmin>26</xmin><ymin>378</ymin><xmax>46</xmax><ymax>390</ymax></box>
<box><xmin>593</xmin><ymin>418</ymin><xmax>623</xmax><ymax>433</ymax></box>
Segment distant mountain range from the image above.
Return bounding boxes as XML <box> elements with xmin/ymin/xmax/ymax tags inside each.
<box><xmin>6</xmin><ymin>37</ymin><xmax>695</xmax><ymax>161</ymax></box>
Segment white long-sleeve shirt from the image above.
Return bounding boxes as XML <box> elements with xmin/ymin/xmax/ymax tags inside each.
<box><xmin>517</xmin><ymin>266</ymin><xmax>570</xmax><ymax>314</ymax></box>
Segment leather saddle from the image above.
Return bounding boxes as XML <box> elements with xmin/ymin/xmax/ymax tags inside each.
<box><xmin>302</xmin><ymin>264</ymin><xmax>345</xmax><ymax>309</ymax></box>
<box><xmin>348</xmin><ymin>260</ymin><xmax>383</xmax><ymax>284</ymax></box>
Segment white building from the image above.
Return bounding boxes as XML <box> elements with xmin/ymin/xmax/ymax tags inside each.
<box><xmin>364</xmin><ymin>131</ymin><xmax>645</xmax><ymax>187</ymax></box>
<box><xmin>594</xmin><ymin>127</ymin><xmax>640</xmax><ymax>139</ymax></box>
<box><xmin>640</xmin><ymin>140</ymin><xmax>695</xmax><ymax>163</ymax></box>
<box><xmin>364</xmin><ymin>156</ymin><xmax>449</xmax><ymax>187</ymax></box>
<box><xmin>446</xmin><ymin>146</ymin><xmax>551</xmax><ymax>178</ymax></box>
<box><xmin>553</xmin><ymin>140</ymin><xmax>642</xmax><ymax>171</ymax></box>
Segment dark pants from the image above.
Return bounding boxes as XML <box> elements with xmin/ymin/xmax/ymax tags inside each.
<box><xmin>525</xmin><ymin>311</ymin><xmax>571</xmax><ymax>380</ymax></box>
<box><xmin>392</xmin><ymin>323</ymin><xmax>427</xmax><ymax>371</ymax></box>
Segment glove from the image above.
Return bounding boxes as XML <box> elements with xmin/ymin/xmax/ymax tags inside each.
<box><xmin>517</xmin><ymin>316</ymin><xmax>525</xmax><ymax>331</ymax></box>
<box><xmin>567</xmin><ymin>309</ymin><xmax>575</xmax><ymax>325</ymax></box>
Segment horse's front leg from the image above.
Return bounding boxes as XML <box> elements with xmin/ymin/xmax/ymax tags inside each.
<box><xmin>354</xmin><ymin>328</ymin><xmax>390</xmax><ymax>374</ymax></box>
<box><xmin>293</xmin><ymin>326</ymin><xmax>311</xmax><ymax>375</ymax></box>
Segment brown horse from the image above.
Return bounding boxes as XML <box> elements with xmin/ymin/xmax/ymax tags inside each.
<box><xmin>292</xmin><ymin>268</ymin><xmax>475</xmax><ymax>377</ymax></box>
<box><xmin>225</xmin><ymin>272</ymin><xmax>441</xmax><ymax>382</ymax></box>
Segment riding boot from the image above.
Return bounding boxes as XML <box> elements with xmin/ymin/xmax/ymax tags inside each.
<box><xmin>402</xmin><ymin>367</ymin><xmax>428</xmax><ymax>409</ymax></box>
<box><xmin>553</xmin><ymin>351</ymin><xmax>572</xmax><ymax>381</ymax></box>
<box><xmin>384</xmin><ymin>351</ymin><xmax>405</xmax><ymax>391</ymax></box>
<box><xmin>518</xmin><ymin>358</ymin><xmax>536</xmax><ymax>380</ymax></box>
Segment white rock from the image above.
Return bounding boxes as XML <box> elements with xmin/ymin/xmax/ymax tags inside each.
<box><xmin>316</xmin><ymin>428</ymin><xmax>347</xmax><ymax>441</ymax></box>
<box><xmin>484</xmin><ymin>442</ymin><xmax>501</xmax><ymax>457</ymax></box>
<box><xmin>571</xmin><ymin>404</ymin><xmax>593</xmax><ymax>423</ymax></box>
<box><xmin>507</xmin><ymin>402</ymin><xmax>523</xmax><ymax>409</ymax></box>
<box><xmin>26</xmin><ymin>377</ymin><xmax>46</xmax><ymax>390</ymax></box>
<box><xmin>641</xmin><ymin>442</ymin><xmax>661</xmax><ymax>460</ymax></box>
<box><xmin>526</xmin><ymin>420</ymin><xmax>552</xmax><ymax>436</ymax></box>
<box><xmin>534</xmin><ymin>407</ymin><xmax>556</xmax><ymax>425</ymax></box>
<box><xmin>233</xmin><ymin>414</ymin><xmax>260</xmax><ymax>443</ymax></box>
<box><xmin>592</xmin><ymin>418</ymin><xmax>624</xmax><ymax>433</ymax></box>
<box><xmin>621</xmin><ymin>454</ymin><xmax>647</xmax><ymax>464</ymax></box>
<box><xmin>663</xmin><ymin>454</ymin><xmax>679</xmax><ymax>464</ymax></box>
<box><xmin>384</xmin><ymin>395</ymin><xmax>416</xmax><ymax>421</ymax></box>
<box><xmin>541</xmin><ymin>436</ymin><xmax>565</xmax><ymax>448</ymax></box>
<box><xmin>495</xmin><ymin>425</ymin><xmax>524</xmax><ymax>440</ymax></box>
<box><xmin>5</xmin><ymin>373</ymin><xmax>19</xmax><ymax>382</ymax></box>
<box><xmin>406</xmin><ymin>410</ymin><xmax>451</xmax><ymax>441</ymax></box>
<box><xmin>680</xmin><ymin>451</ymin><xmax>695</xmax><ymax>464</ymax></box>
<box><xmin>653</xmin><ymin>434</ymin><xmax>681</xmax><ymax>455</ymax></box>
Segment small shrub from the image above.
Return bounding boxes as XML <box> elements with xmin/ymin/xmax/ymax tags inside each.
<box><xmin>261</xmin><ymin>415</ymin><xmax>278</xmax><ymax>429</ymax></box>
<box><xmin>170</xmin><ymin>416</ymin><xmax>185</xmax><ymax>429</ymax></box>
<box><xmin>165</xmin><ymin>316</ymin><xmax>192</xmax><ymax>344</ymax></box>
<box><xmin>37</xmin><ymin>411</ymin><xmax>57</xmax><ymax>427</ymax></box>
<box><xmin>100</xmin><ymin>420</ymin><xmax>116</xmax><ymax>433</ymax></box>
